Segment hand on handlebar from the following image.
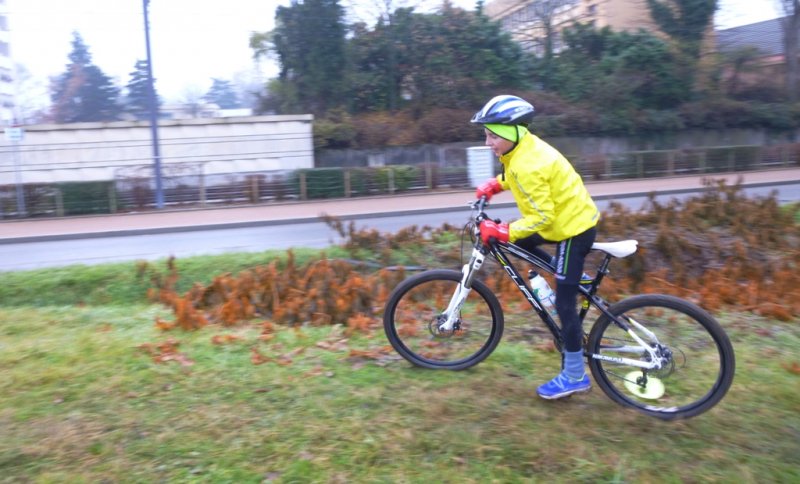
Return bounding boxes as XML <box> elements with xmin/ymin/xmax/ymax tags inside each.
<box><xmin>475</xmin><ymin>178</ymin><xmax>503</xmax><ymax>201</ymax></box>
<box><xmin>479</xmin><ymin>219</ymin><xmax>509</xmax><ymax>245</ymax></box>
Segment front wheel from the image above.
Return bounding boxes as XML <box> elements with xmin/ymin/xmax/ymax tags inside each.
<box><xmin>383</xmin><ymin>269</ymin><xmax>504</xmax><ymax>370</ymax></box>
<box><xmin>587</xmin><ymin>294</ymin><xmax>735</xmax><ymax>420</ymax></box>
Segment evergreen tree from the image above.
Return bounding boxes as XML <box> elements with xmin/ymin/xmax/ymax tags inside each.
<box><xmin>346</xmin><ymin>5</ymin><xmax>529</xmax><ymax>113</ymax></box>
<box><xmin>646</xmin><ymin>0</ymin><xmax>717</xmax><ymax>100</ymax></box>
<box><xmin>269</xmin><ymin>0</ymin><xmax>348</xmax><ymax>114</ymax></box>
<box><xmin>647</xmin><ymin>0</ymin><xmax>717</xmax><ymax>58</ymax></box>
<box><xmin>204</xmin><ymin>78</ymin><xmax>241</xmax><ymax>109</ymax></box>
<box><xmin>552</xmin><ymin>23</ymin><xmax>690</xmax><ymax>124</ymax></box>
<box><xmin>124</xmin><ymin>59</ymin><xmax>160</xmax><ymax>120</ymax></box>
<box><xmin>50</xmin><ymin>32</ymin><xmax>122</xmax><ymax>123</ymax></box>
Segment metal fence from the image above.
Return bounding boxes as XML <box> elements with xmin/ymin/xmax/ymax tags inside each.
<box><xmin>1</xmin><ymin>143</ymin><xmax>798</xmax><ymax>219</ymax></box>
<box><xmin>0</xmin><ymin>163</ymin><xmax>471</xmax><ymax>218</ymax></box>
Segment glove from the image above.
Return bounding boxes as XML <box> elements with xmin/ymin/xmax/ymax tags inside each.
<box><xmin>479</xmin><ymin>219</ymin><xmax>509</xmax><ymax>245</ymax></box>
<box><xmin>475</xmin><ymin>178</ymin><xmax>503</xmax><ymax>201</ymax></box>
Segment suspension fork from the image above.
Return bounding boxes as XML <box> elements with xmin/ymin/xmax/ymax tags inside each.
<box><xmin>438</xmin><ymin>247</ymin><xmax>485</xmax><ymax>332</ymax></box>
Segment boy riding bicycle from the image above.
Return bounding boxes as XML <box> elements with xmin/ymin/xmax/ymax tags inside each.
<box><xmin>471</xmin><ymin>94</ymin><xmax>600</xmax><ymax>400</ymax></box>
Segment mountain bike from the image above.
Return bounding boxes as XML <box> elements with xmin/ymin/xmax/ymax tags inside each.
<box><xmin>382</xmin><ymin>198</ymin><xmax>735</xmax><ymax>420</ymax></box>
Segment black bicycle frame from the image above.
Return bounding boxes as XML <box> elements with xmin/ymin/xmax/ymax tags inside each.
<box><xmin>484</xmin><ymin>238</ymin><xmax>632</xmax><ymax>351</ymax></box>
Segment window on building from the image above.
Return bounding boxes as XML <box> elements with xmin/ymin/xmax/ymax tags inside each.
<box><xmin>0</xmin><ymin>16</ymin><xmax>7</xmax><ymax>31</ymax></box>
<box><xmin>0</xmin><ymin>41</ymin><xmax>8</xmax><ymax>56</ymax></box>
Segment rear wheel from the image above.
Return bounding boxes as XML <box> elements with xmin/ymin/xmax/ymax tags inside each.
<box><xmin>383</xmin><ymin>269</ymin><xmax>504</xmax><ymax>370</ymax></box>
<box><xmin>587</xmin><ymin>294</ymin><xmax>735</xmax><ymax>420</ymax></box>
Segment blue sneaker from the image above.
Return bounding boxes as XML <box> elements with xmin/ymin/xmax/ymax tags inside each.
<box><xmin>537</xmin><ymin>372</ymin><xmax>591</xmax><ymax>400</ymax></box>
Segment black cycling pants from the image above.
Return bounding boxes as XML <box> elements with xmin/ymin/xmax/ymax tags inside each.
<box><xmin>514</xmin><ymin>227</ymin><xmax>597</xmax><ymax>352</ymax></box>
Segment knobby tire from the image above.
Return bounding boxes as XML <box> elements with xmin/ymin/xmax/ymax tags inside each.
<box><xmin>587</xmin><ymin>294</ymin><xmax>735</xmax><ymax>420</ymax></box>
<box><xmin>383</xmin><ymin>269</ymin><xmax>504</xmax><ymax>370</ymax></box>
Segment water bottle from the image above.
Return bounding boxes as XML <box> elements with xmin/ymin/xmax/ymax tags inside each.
<box><xmin>528</xmin><ymin>270</ymin><xmax>557</xmax><ymax>317</ymax></box>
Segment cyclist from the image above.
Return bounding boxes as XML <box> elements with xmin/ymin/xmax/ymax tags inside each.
<box><xmin>471</xmin><ymin>94</ymin><xmax>601</xmax><ymax>400</ymax></box>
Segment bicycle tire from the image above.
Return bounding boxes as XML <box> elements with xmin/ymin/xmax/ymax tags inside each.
<box><xmin>383</xmin><ymin>269</ymin><xmax>504</xmax><ymax>370</ymax></box>
<box><xmin>587</xmin><ymin>294</ymin><xmax>735</xmax><ymax>420</ymax></box>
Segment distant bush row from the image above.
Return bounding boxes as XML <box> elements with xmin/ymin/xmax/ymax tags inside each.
<box><xmin>314</xmin><ymin>99</ymin><xmax>800</xmax><ymax>150</ymax></box>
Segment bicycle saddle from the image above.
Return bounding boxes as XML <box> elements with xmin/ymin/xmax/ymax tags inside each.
<box><xmin>591</xmin><ymin>240</ymin><xmax>638</xmax><ymax>258</ymax></box>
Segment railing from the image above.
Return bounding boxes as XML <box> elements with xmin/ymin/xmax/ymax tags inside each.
<box><xmin>1</xmin><ymin>144</ymin><xmax>798</xmax><ymax>219</ymax></box>
<box><xmin>0</xmin><ymin>164</ymin><xmax>471</xmax><ymax>218</ymax></box>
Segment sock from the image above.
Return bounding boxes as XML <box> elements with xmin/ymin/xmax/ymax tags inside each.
<box><xmin>563</xmin><ymin>350</ymin><xmax>585</xmax><ymax>381</ymax></box>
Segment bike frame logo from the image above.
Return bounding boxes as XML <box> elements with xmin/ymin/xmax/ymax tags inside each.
<box><xmin>499</xmin><ymin>261</ymin><xmax>544</xmax><ymax>312</ymax></box>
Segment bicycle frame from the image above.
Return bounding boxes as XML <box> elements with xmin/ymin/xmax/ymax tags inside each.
<box><xmin>440</xmin><ymin>199</ymin><xmax>667</xmax><ymax>371</ymax></box>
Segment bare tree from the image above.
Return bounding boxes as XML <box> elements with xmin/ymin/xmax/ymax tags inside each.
<box><xmin>12</xmin><ymin>64</ymin><xmax>49</xmax><ymax>124</ymax></box>
<box><xmin>778</xmin><ymin>0</ymin><xmax>800</xmax><ymax>101</ymax></box>
<box><xmin>532</xmin><ymin>0</ymin><xmax>581</xmax><ymax>59</ymax></box>
<box><xmin>342</xmin><ymin>0</ymin><xmax>419</xmax><ymax>25</ymax></box>
<box><xmin>501</xmin><ymin>0</ymin><xmax>582</xmax><ymax>88</ymax></box>
<box><xmin>504</xmin><ymin>0</ymin><xmax>581</xmax><ymax>59</ymax></box>
<box><xmin>178</xmin><ymin>86</ymin><xmax>207</xmax><ymax>118</ymax></box>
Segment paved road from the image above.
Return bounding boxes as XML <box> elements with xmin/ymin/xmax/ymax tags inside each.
<box><xmin>1</xmin><ymin>168</ymin><xmax>799</xmax><ymax>272</ymax></box>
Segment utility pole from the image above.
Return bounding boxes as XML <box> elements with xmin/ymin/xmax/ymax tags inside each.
<box><xmin>143</xmin><ymin>0</ymin><xmax>164</xmax><ymax>208</ymax></box>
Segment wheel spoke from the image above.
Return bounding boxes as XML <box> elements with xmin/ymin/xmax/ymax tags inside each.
<box><xmin>384</xmin><ymin>270</ymin><xmax>503</xmax><ymax>370</ymax></box>
<box><xmin>588</xmin><ymin>294</ymin><xmax>734</xmax><ymax>419</ymax></box>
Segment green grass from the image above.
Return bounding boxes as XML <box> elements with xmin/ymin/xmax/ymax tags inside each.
<box><xmin>4</xmin><ymin>187</ymin><xmax>798</xmax><ymax>481</ymax></box>
<box><xmin>0</xmin><ymin>247</ymin><xmax>347</xmax><ymax>307</ymax></box>
<box><xmin>1</xmin><ymin>297</ymin><xmax>798</xmax><ymax>482</ymax></box>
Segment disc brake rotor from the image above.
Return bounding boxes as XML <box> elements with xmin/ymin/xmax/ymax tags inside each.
<box><xmin>431</xmin><ymin>315</ymin><xmax>458</xmax><ymax>337</ymax></box>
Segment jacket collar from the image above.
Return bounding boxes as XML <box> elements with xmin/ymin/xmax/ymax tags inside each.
<box><xmin>499</xmin><ymin>131</ymin><xmax>533</xmax><ymax>164</ymax></box>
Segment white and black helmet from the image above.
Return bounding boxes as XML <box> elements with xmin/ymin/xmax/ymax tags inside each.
<box><xmin>470</xmin><ymin>95</ymin><xmax>535</xmax><ymax>125</ymax></box>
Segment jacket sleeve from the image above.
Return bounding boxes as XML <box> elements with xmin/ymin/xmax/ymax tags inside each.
<box><xmin>507</xmin><ymin>167</ymin><xmax>555</xmax><ymax>242</ymax></box>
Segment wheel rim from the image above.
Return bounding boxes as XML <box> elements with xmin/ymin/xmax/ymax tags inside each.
<box><xmin>388</xmin><ymin>277</ymin><xmax>498</xmax><ymax>367</ymax></box>
<box><xmin>592</xmin><ymin>303</ymin><xmax>728</xmax><ymax>415</ymax></box>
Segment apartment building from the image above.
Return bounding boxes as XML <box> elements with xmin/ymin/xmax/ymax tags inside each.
<box><xmin>0</xmin><ymin>0</ymin><xmax>13</xmax><ymax>124</ymax></box>
<box><xmin>485</xmin><ymin>0</ymin><xmax>655</xmax><ymax>55</ymax></box>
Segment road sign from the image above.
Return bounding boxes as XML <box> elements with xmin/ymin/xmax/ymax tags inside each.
<box><xmin>4</xmin><ymin>126</ymin><xmax>24</xmax><ymax>142</ymax></box>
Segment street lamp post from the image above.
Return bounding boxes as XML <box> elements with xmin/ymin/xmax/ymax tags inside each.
<box><xmin>143</xmin><ymin>0</ymin><xmax>164</xmax><ymax>209</ymax></box>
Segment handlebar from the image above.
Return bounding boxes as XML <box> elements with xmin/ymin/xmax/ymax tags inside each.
<box><xmin>469</xmin><ymin>196</ymin><xmax>489</xmax><ymax>221</ymax></box>
<box><xmin>468</xmin><ymin>196</ymin><xmax>493</xmax><ymax>248</ymax></box>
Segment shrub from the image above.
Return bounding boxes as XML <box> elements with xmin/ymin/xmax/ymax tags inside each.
<box><xmin>297</xmin><ymin>168</ymin><xmax>345</xmax><ymax>199</ymax></box>
<box><xmin>373</xmin><ymin>165</ymin><xmax>420</xmax><ymax>192</ymax></box>
<box><xmin>416</xmin><ymin>108</ymin><xmax>476</xmax><ymax>143</ymax></box>
<box><xmin>57</xmin><ymin>181</ymin><xmax>113</xmax><ymax>215</ymax></box>
<box><xmin>314</xmin><ymin>116</ymin><xmax>357</xmax><ymax>150</ymax></box>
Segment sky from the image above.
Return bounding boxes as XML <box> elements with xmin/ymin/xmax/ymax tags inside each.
<box><xmin>5</xmin><ymin>0</ymin><xmax>785</xmax><ymax>106</ymax></box>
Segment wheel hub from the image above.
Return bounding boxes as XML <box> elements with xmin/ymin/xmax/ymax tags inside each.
<box><xmin>432</xmin><ymin>315</ymin><xmax>459</xmax><ymax>336</ymax></box>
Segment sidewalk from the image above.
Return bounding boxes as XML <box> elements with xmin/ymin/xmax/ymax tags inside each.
<box><xmin>2</xmin><ymin>167</ymin><xmax>799</xmax><ymax>243</ymax></box>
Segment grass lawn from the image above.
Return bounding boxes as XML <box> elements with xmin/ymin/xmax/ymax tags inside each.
<box><xmin>1</xmin><ymin>294</ymin><xmax>798</xmax><ymax>482</ymax></box>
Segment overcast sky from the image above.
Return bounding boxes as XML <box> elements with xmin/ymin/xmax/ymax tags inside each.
<box><xmin>6</xmin><ymin>0</ymin><xmax>783</xmax><ymax>105</ymax></box>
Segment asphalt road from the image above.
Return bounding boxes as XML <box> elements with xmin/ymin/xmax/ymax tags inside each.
<box><xmin>1</xmin><ymin>179</ymin><xmax>798</xmax><ymax>272</ymax></box>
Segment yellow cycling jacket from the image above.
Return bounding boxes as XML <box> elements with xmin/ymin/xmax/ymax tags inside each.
<box><xmin>496</xmin><ymin>131</ymin><xmax>600</xmax><ymax>242</ymax></box>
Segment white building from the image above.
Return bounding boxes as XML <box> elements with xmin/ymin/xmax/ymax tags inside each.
<box><xmin>0</xmin><ymin>115</ymin><xmax>315</xmax><ymax>185</ymax></box>
<box><xmin>0</xmin><ymin>0</ymin><xmax>12</xmax><ymax>124</ymax></box>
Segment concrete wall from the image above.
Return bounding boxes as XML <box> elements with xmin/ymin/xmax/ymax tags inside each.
<box><xmin>0</xmin><ymin>115</ymin><xmax>314</xmax><ymax>184</ymax></box>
